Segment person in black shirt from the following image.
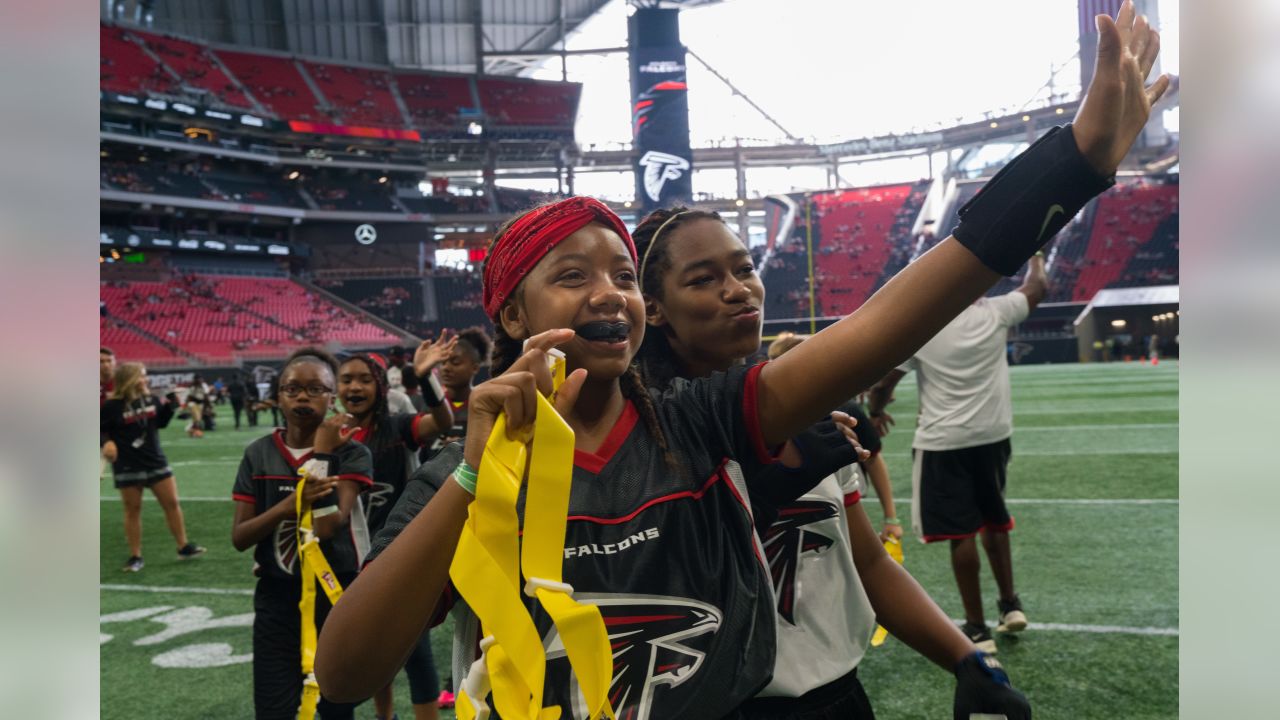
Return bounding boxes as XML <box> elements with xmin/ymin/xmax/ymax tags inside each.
<box><xmin>228</xmin><ymin>373</ymin><xmax>249</xmax><ymax>429</ymax></box>
<box><xmin>231</xmin><ymin>347</ymin><xmax>373</xmax><ymax>720</ymax></box>
<box><xmin>422</xmin><ymin>326</ymin><xmax>491</xmax><ymax>461</ymax></box>
<box><xmin>100</xmin><ymin>362</ymin><xmax>206</xmax><ymax>572</ymax></box>
<box><xmin>633</xmin><ymin>207</ymin><xmax>991</xmax><ymax>719</ymax></box>
<box><xmin>336</xmin><ymin>352</ymin><xmax>451</xmax><ymax>720</ymax></box>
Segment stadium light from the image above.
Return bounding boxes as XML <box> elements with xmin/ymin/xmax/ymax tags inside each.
<box><xmin>989</xmin><ymin>122</ymin><xmax>998</xmax><ymax>129</ymax></box>
<box><xmin>1056</xmin><ymin>108</ymin><xmax>1065</xmax><ymax>115</ymax></box>
<box><xmin>623</xmin><ymin>201</ymin><xmax>633</xmax><ymax>208</ymax></box>
<box><xmin>735</xmin><ymin>199</ymin><xmax>745</xmax><ymax>207</ymax></box>
<box><xmin>1152</xmin><ymin>315</ymin><xmax>1161</xmax><ymax>321</ymax></box>
<box><xmin>287</xmin><ymin>170</ymin><xmax>300</xmax><ymax>180</ymax></box>
<box><xmin>1022</xmin><ymin>115</ymin><xmax>1031</xmax><ymax>122</ymax></box>
<box><xmin>378</xmin><ymin>176</ymin><xmax>388</xmax><ymax>184</ymax></box>
<box><xmin>1111</xmin><ymin>319</ymin><xmax>1126</xmax><ymax>328</ymax></box>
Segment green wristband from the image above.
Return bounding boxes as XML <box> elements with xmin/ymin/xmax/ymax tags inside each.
<box><xmin>453</xmin><ymin>461</ymin><xmax>479</xmax><ymax>495</ymax></box>
<box><xmin>884</xmin><ymin>517</ymin><xmax>902</xmax><ymax>526</ymax></box>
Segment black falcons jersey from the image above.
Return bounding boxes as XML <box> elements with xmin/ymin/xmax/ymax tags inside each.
<box><xmin>232</xmin><ymin>429</ymin><xmax>374</xmax><ymax>580</ymax></box>
<box><xmin>353</xmin><ymin>413</ymin><xmax>426</xmax><ymax>535</ymax></box>
<box><xmin>424</xmin><ymin>395</ymin><xmax>470</xmax><ymax>460</ymax></box>
<box><xmin>100</xmin><ymin>396</ymin><xmax>175</xmax><ymax>474</ymax></box>
<box><xmin>368</xmin><ymin>364</ymin><xmax>784</xmax><ymax>720</ymax></box>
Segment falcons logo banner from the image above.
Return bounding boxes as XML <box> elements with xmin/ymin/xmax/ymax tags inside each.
<box><xmin>628</xmin><ymin>7</ymin><xmax>693</xmax><ymax>211</ymax></box>
<box><xmin>762</xmin><ymin>500</ymin><xmax>840</xmax><ymax>624</ymax></box>
<box><xmin>543</xmin><ymin>594</ymin><xmax>722</xmax><ymax>720</ymax></box>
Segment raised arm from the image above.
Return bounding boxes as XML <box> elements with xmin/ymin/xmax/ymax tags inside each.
<box><xmin>1017</xmin><ymin>254</ymin><xmax>1049</xmax><ymax>311</ymax></box>
<box><xmin>756</xmin><ymin>0</ymin><xmax>1167</xmax><ymax>446</ymax></box>
<box><xmin>413</xmin><ymin>331</ymin><xmax>458</xmax><ymax>432</ymax></box>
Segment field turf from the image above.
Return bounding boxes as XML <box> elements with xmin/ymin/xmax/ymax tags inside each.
<box><xmin>100</xmin><ymin>361</ymin><xmax>1177</xmax><ymax>719</ymax></box>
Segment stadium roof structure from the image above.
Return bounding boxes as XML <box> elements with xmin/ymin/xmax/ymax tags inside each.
<box><xmin>122</xmin><ymin>0</ymin><xmax>616</xmax><ymax>76</ymax></box>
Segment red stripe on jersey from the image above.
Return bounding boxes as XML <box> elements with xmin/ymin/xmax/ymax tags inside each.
<box><xmin>335</xmin><ymin>473</ymin><xmax>373</xmax><ymax>487</ymax></box>
<box><xmin>567</xmin><ymin>468</ymin><xmax>722</xmax><ymax>525</ymax></box>
<box><xmin>409</xmin><ymin>412</ymin><xmax>429</xmax><ymax>446</ymax></box>
<box><xmin>742</xmin><ymin>362</ymin><xmax>782</xmax><ymax>465</ymax></box>
<box><xmin>232</xmin><ymin>493</ymin><xmax>256</xmax><ymax>504</ymax></box>
<box><xmin>603</xmin><ymin>614</ymin><xmax>683</xmax><ymax>626</ymax></box>
<box><xmin>271</xmin><ymin>429</ymin><xmax>314</xmax><ymax>469</ymax></box>
<box><xmin>843</xmin><ymin>490</ymin><xmax>862</xmax><ymax>507</ymax></box>
<box><xmin>714</xmin><ymin>461</ymin><xmax>766</xmax><ymax>569</ymax></box>
<box><xmin>573</xmin><ymin>401</ymin><xmax>639</xmax><ymax>474</ymax></box>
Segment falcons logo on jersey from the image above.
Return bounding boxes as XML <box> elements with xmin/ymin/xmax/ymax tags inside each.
<box><xmin>762</xmin><ymin>500</ymin><xmax>839</xmax><ymax>624</ymax></box>
<box><xmin>543</xmin><ymin>594</ymin><xmax>722</xmax><ymax>720</ymax></box>
<box><xmin>273</xmin><ymin>519</ymin><xmax>298</xmax><ymax>574</ymax></box>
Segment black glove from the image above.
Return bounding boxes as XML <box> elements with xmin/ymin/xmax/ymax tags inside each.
<box><xmin>746</xmin><ymin>417</ymin><xmax>859</xmax><ymax>534</ymax></box>
<box><xmin>953</xmin><ymin>652</ymin><xmax>1031</xmax><ymax>720</ymax></box>
<box><xmin>789</xmin><ymin>415</ymin><xmax>860</xmax><ymax>480</ymax></box>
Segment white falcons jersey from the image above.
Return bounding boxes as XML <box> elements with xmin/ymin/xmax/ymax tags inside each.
<box><xmin>756</xmin><ymin>465</ymin><xmax>875</xmax><ymax>698</ymax></box>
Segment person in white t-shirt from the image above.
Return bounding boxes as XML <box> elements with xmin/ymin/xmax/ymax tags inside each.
<box><xmin>868</xmin><ymin>253</ymin><xmax>1047</xmax><ymax>654</ymax></box>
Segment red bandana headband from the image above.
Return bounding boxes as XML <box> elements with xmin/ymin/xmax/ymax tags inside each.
<box><xmin>482</xmin><ymin>196</ymin><xmax>635</xmax><ymax>320</ymax></box>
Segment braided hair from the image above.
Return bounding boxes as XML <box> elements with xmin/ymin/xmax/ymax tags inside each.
<box><xmin>631</xmin><ymin>206</ymin><xmax>726</xmax><ymax>391</ymax></box>
<box><xmin>338</xmin><ymin>353</ymin><xmax>393</xmax><ymax>451</ymax></box>
<box><xmin>485</xmin><ymin>205</ymin><xmax>673</xmax><ymax>462</ymax></box>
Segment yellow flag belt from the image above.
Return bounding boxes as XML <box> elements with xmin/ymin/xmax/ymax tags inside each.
<box><xmin>450</xmin><ymin>349</ymin><xmax>615</xmax><ymax>720</ymax></box>
<box><xmin>295</xmin><ymin>466</ymin><xmax>345</xmax><ymax>720</ymax></box>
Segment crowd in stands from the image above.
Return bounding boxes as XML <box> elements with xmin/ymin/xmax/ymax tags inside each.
<box><xmin>100</xmin><ymin>25</ymin><xmax>172</xmax><ymax>96</ymax></box>
<box><xmin>101</xmin><ymin>22</ymin><xmax>579</xmax><ymax>135</ymax></box>
<box><xmin>809</xmin><ymin>182</ymin><xmax>927</xmax><ymax>316</ymax></box>
<box><xmin>476</xmin><ymin>77</ymin><xmax>578</xmax><ymax>127</ymax></box>
<box><xmin>214</xmin><ymin>50</ymin><xmax>328</xmax><ymax>121</ymax></box>
<box><xmin>130</xmin><ymin>29</ymin><xmax>252</xmax><ymax>109</ymax></box>
<box><xmin>302</xmin><ymin>61</ymin><xmax>405</xmax><ymax>128</ymax></box>
<box><xmin>100</xmin><ymin>268</ymin><xmax>400</xmax><ymax>367</ymax></box>
<box><xmin>396</xmin><ymin>73</ymin><xmax>474</xmax><ymax>129</ymax></box>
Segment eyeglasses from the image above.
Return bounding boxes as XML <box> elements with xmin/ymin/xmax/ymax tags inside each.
<box><xmin>279</xmin><ymin>384</ymin><xmax>333</xmax><ymax>398</ymax></box>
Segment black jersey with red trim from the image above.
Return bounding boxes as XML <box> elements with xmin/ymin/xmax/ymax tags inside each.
<box><xmin>100</xmin><ymin>396</ymin><xmax>175</xmax><ymax>473</ymax></box>
<box><xmin>425</xmin><ymin>394</ymin><xmax>470</xmax><ymax>460</ymax></box>
<box><xmin>368</xmin><ymin>364</ymin><xmax>782</xmax><ymax>720</ymax></box>
<box><xmin>232</xmin><ymin>429</ymin><xmax>374</xmax><ymax>580</ymax></box>
<box><xmin>352</xmin><ymin>413</ymin><xmax>426</xmax><ymax>534</ymax></box>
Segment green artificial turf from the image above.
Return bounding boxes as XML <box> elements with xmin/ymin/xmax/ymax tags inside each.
<box><xmin>100</xmin><ymin>360</ymin><xmax>1178</xmax><ymax>719</ymax></box>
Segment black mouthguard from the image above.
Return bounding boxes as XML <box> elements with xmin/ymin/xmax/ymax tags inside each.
<box><xmin>576</xmin><ymin>321</ymin><xmax>630</xmax><ymax>342</ymax></box>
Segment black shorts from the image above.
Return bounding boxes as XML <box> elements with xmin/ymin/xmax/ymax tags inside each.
<box><xmin>733</xmin><ymin>666</ymin><xmax>874</xmax><ymax>720</ymax></box>
<box><xmin>112</xmin><ymin>465</ymin><xmax>172</xmax><ymax>489</ymax></box>
<box><xmin>253</xmin><ymin>574</ymin><xmax>362</xmax><ymax>720</ymax></box>
<box><xmin>912</xmin><ymin>438</ymin><xmax>1014</xmax><ymax>543</ymax></box>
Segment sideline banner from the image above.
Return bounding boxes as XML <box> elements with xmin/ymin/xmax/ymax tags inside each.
<box><xmin>628</xmin><ymin>8</ymin><xmax>693</xmax><ymax>212</ymax></box>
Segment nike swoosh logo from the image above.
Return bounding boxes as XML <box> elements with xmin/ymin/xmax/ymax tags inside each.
<box><xmin>1035</xmin><ymin>204</ymin><xmax>1065</xmax><ymax>245</ymax></box>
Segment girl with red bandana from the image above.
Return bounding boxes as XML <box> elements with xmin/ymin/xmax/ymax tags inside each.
<box><xmin>319</xmin><ymin>12</ymin><xmax>1164</xmax><ymax>715</ymax></box>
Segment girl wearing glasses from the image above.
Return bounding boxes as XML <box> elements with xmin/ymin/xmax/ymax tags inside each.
<box><xmin>231</xmin><ymin>347</ymin><xmax>374</xmax><ymax>720</ymax></box>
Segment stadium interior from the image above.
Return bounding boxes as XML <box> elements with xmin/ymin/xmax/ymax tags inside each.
<box><xmin>99</xmin><ymin>1</ymin><xmax>1179</xmax><ymax>718</ymax></box>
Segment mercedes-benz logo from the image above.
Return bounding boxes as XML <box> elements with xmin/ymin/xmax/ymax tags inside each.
<box><xmin>355</xmin><ymin>224</ymin><xmax>377</xmax><ymax>245</ymax></box>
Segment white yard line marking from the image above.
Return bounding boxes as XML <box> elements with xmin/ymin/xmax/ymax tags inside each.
<box><xmin>942</xmin><ymin>618</ymin><xmax>1179</xmax><ymax>636</ymax></box>
<box><xmin>883</xmin><ymin>449</ymin><xmax>1176</xmax><ymax>458</ymax></box>
<box><xmin>1014</xmin><ymin>423</ymin><xmax>1176</xmax><ymax>432</ymax></box>
<box><xmin>101</xmin><ymin>496</ymin><xmax>230</xmax><ymax>502</ymax></box>
<box><xmin>100</xmin><ymin>584</ymin><xmax>254</xmax><ymax>596</ymax></box>
<box><xmin>890</xmin><ymin>498</ymin><xmax>1177</xmax><ymax>505</ymax></box>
